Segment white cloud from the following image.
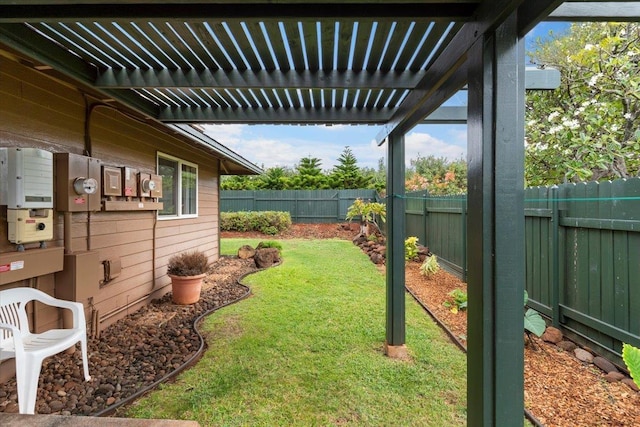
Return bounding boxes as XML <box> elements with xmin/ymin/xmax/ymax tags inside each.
<box><xmin>202</xmin><ymin>124</ymin><xmax>466</xmax><ymax>171</ymax></box>
<box><xmin>405</xmin><ymin>131</ymin><xmax>466</xmax><ymax>165</ymax></box>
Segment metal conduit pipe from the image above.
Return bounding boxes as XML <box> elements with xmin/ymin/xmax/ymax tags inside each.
<box><xmin>405</xmin><ymin>286</ymin><xmax>546</xmax><ymax>427</ymax></box>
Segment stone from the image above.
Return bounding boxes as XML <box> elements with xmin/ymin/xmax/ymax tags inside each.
<box><xmin>593</xmin><ymin>356</ymin><xmax>618</xmax><ymax>374</ymax></box>
<box><xmin>3</xmin><ymin>402</ymin><xmax>19</xmax><ymax>413</ymax></box>
<box><xmin>254</xmin><ymin>247</ymin><xmax>281</xmax><ymax>268</ymax></box>
<box><xmin>49</xmin><ymin>400</ymin><xmax>65</xmax><ymax>412</ymax></box>
<box><xmin>237</xmin><ymin>245</ymin><xmax>256</xmax><ymax>259</ymax></box>
<box><xmin>574</xmin><ymin>348</ymin><xmax>594</xmax><ymax>363</ymax></box>
<box><xmin>541</xmin><ymin>326</ymin><xmax>563</xmax><ymax>344</ymax></box>
<box><xmin>604</xmin><ymin>372</ymin><xmax>625</xmax><ymax>382</ymax></box>
<box><xmin>621</xmin><ymin>378</ymin><xmax>640</xmax><ymax>392</ymax></box>
<box><xmin>417</xmin><ymin>245</ymin><xmax>432</xmax><ymax>257</ymax></box>
<box><xmin>556</xmin><ymin>340</ymin><xmax>577</xmax><ymax>352</ymax></box>
<box><xmin>370</xmin><ymin>252</ymin><xmax>384</xmax><ymax>264</ymax></box>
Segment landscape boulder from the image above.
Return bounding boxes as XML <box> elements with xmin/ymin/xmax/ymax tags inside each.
<box><xmin>556</xmin><ymin>340</ymin><xmax>577</xmax><ymax>352</ymax></box>
<box><xmin>593</xmin><ymin>356</ymin><xmax>618</xmax><ymax>374</ymax></box>
<box><xmin>574</xmin><ymin>348</ymin><xmax>594</xmax><ymax>363</ymax></box>
<box><xmin>238</xmin><ymin>245</ymin><xmax>256</xmax><ymax>259</ymax></box>
<box><xmin>254</xmin><ymin>248</ymin><xmax>281</xmax><ymax>268</ymax></box>
<box><xmin>541</xmin><ymin>326</ymin><xmax>563</xmax><ymax>344</ymax></box>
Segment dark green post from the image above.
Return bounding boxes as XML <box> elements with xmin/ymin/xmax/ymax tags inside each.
<box><xmin>551</xmin><ymin>184</ymin><xmax>560</xmax><ymax>328</ymax></box>
<box><xmin>385</xmin><ymin>131</ymin><xmax>406</xmax><ymax>357</ymax></box>
<box><xmin>467</xmin><ymin>11</ymin><xmax>525</xmax><ymax>426</ymax></box>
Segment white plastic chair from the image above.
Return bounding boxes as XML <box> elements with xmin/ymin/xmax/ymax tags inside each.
<box><xmin>0</xmin><ymin>287</ymin><xmax>91</xmax><ymax>414</ymax></box>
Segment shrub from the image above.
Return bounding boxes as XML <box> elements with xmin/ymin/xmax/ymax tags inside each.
<box><xmin>167</xmin><ymin>250</ymin><xmax>209</xmax><ymax>276</ymax></box>
<box><xmin>404</xmin><ymin>236</ymin><xmax>419</xmax><ymax>261</ymax></box>
<box><xmin>443</xmin><ymin>289</ymin><xmax>468</xmax><ymax>314</ymax></box>
<box><xmin>420</xmin><ymin>254</ymin><xmax>440</xmax><ymax>276</ymax></box>
<box><xmin>257</xmin><ymin>240</ymin><xmax>283</xmax><ymax>251</ymax></box>
<box><xmin>220</xmin><ymin>211</ymin><xmax>292</xmax><ymax>234</ymax></box>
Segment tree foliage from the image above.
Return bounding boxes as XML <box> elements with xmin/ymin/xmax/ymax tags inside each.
<box><xmin>330</xmin><ymin>146</ymin><xmax>373</xmax><ymax>189</ymax></box>
<box><xmin>526</xmin><ymin>22</ymin><xmax>640</xmax><ymax>186</ymax></box>
<box><xmin>405</xmin><ymin>155</ymin><xmax>467</xmax><ymax>195</ymax></box>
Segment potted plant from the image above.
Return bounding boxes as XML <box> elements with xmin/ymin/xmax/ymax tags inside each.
<box><xmin>167</xmin><ymin>250</ymin><xmax>209</xmax><ymax>304</ymax></box>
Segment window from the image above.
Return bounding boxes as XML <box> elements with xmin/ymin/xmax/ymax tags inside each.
<box><xmin>158</xmin><ymin>153</ymin><xmax>198</xmax><ymax>218</ymax></box>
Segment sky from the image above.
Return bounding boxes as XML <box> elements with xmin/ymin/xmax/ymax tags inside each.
<box><xmin>204</xmin><ymin>21</ymin><xmax>569</xmax><ymax>172</ymax></box>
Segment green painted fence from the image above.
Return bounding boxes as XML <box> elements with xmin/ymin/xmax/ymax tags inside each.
<box><xmin>406</xmin><ymin>178</ymin><xmax>640</xmax><ymax>359</ymax></box>
<box><xmin>220</xmin><ymin>189</ymin><xmax>378</xmax><ymax>223</ymax></box>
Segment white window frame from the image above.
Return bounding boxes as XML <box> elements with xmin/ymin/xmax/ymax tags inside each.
<box><xmin>157</xmin><ymin>152</ymin><xmax>198</xmax><ymax>220</ymax></box>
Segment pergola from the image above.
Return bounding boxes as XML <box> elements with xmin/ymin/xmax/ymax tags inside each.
<box><xmin>1</xmin><ymin>1</ymin><xmax>638</xmax><ymax>425</ymax></box>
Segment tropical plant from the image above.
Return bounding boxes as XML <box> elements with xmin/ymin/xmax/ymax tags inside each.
<box><xmin>443</xmin><ymin>289</ymin><xmax>468</xmax><ymax>314</ymax></box>
<box><xmin>524</xmin><ymin>290</ymin><xmax>546</xmax><ymax>337</ymax></box>
<box><xmin>419</xmin><ymin>254</ymin><xmax>440</xmax><ymax>277</ymax></box>
<box><xmin>622</xmin><ymin>343</ymin><xmax>640</xmax><ymax>388</ymax></box>
<box><xmin>345</xmin><ymin>198</ymin><xmax>386</xmax><ymax>237</ymax></box>
<box><xmin>404</xmin><ymin>236</ymin><xmax>419</xmax><ymax>261</ymax></box>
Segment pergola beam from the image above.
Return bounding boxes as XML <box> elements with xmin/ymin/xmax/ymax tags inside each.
<box><xmin>549</xmin><ymin>2</ymin><xmax>640</xmax><ymax>21</ymax></box>
<box><xmin>159</xmin><ymin>106</ymin><xmax>393</xmax><ymax>124</ymax></box>
<box><xmin>422</xmin><ymin>67</ymin><xmax>560</xmax><ymax>124</ymax></box>
<box><xmin>0</xmin><ymin>2</ymin><xmax>477</xmax><ymax>23</ymax></box>
<box><xmin>96</xmin><ymin>69</ymin><xmax>423</xmax><ymax>90</ymax></box>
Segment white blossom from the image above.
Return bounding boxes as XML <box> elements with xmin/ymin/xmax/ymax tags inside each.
<box><xmin>548</xmin><ymin>111</ymin><xmax>560</xmax><ymax>121</ymax></box>
<box><xmin>527</xmin><ymin>119</ymin><xmax>537</xmax><ymax>127</ymax></box>
<box><xmin>584</xmin><ymin>44</ymin><xmax>595</xmax><ymax>51</ymax></box>
<box><xmin>562</xmin><ymin>119</ymin><xmax>580</xmax><ymax>129</ymax></box>
<box><xmin>549</xmin><ymin>125</ymin><xmax>563</xmax><ymax>135</ymax></box>
<box><xmin>624</xmin><ymin>113</ymin><xmax>632</xmax><ymax>119</ymax></box>
<box><xmin>588</xmin><ymin>73</ymin><xmax>602</xmax><ymax>87</ymax></box>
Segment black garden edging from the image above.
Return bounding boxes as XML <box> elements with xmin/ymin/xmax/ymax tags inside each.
<box><xmin>405</xmin><ymin>286</ymin><xmax>545</xmax><ymax>427</ymax></box>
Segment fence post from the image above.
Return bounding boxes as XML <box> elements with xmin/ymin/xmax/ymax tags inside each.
<box><xmin>551</xmin><ymin>185</ymin><xmax>560</xmax><ymax>328</ymax></box>
<box><xmin>422</xmin><ymin>192</ymin><xmax>428</xmax><ymax>245</ymax></box>
<box><xmin>461</xmin><ymin>197</ymin><xmax>467</xmax><ymax>282</ymax></box>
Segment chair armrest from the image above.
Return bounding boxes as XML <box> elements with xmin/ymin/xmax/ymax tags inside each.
<box><xmin>29</xmin><ymin>293</ymin><xmax>87</xmax><ymax>330</ymax></box>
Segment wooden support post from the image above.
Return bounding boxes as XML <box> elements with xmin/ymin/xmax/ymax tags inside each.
<box><xmin>385</xmin><ymin>131</ymin><xmax>407</xmax><ymax>358</ymax></box>
<box><xmin>466</xmin><ymin>11</ymin><xmax>525</xmax><ymax>426</ymax></box>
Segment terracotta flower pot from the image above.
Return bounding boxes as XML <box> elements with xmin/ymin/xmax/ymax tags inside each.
<box><xmin>169</xmin><ymin>273</ymin><xmax>205</xmax><ymax>304</ymax></box>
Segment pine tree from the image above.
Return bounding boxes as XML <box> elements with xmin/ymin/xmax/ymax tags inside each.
<box><xmin>330</xmin><ymin>146</ymin><xmax>372</xmax><ymax>189</ymax></box>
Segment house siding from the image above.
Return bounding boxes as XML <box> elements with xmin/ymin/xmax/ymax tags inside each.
<box><xmin>0</xmin><ymin>55</ymin><xmax>221</xmax><ymax>339</ymax></box>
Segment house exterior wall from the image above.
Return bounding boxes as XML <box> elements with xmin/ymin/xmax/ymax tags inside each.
<box><xmin>0</xmin><ymin>55</ymin><xmax>221</xmax><ymax>341</ymax></box>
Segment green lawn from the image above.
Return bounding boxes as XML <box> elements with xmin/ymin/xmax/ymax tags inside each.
<box><xmin>126</xmin><ymin>239</ymin><xmax>466</xmax><ymax>426</ymax></box>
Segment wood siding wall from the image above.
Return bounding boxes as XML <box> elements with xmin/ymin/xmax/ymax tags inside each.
<box><xmin>0</xmin><ymin>55</ymin><xmax>221</xmax><ymax>333</ymax></box>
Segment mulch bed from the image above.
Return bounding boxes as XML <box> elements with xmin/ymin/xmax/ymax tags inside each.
<box><xmin>404</xmin><ymin>258</ymin><xmax>640</xmax><ymax>427</ymax></box>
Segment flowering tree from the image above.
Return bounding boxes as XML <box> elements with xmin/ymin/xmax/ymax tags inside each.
<box><xmin>405</xmin><ymin>155</ymin><xmax>467</xmax><ymax>194</ymax></box>
<box><xmin>526</xmin><ymin>22</ymin><xmax>640</xmax><ymax>186</ymax></box>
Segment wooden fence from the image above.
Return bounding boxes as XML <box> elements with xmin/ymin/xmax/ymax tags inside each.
<box><xmin>220</xmin><ymin>189</ymin><xmax>378</xmax><ymax>223</ymax></box>
<box><xmin>406</xmin><ymin>178</ymin><xmax>640</xmax><ymax>359</ymax></box>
